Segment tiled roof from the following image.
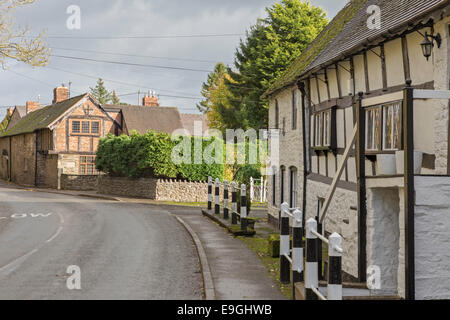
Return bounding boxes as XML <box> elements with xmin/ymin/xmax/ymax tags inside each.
<box><xmin>179</xmin><ymin>113</ymin><xmax>209</xmax><ymax>136</ymax></box>
<box><xmin>265</xmin><ymin>0</ymin><xmax>448</xmax><ymax>96</ymax></box>
<box><xmin>104</xmin><ymin>105</ymin><xmax>184</xmax><ymax>134</ymax></box>
<box><xmin>0</xmin><ymin>94</ymin><xmax>86</xmax><ymax>137</ymax></box>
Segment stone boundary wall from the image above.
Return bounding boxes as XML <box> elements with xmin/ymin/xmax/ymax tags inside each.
<box><xmin>96</xmin><ymin>175</ymin><xmax>217</xmax><ymax>202</ymax></box>
<box><xmin>61</xmin><ymin>174</ymin><xmax>98</xmax><ymax>191</ymax></box>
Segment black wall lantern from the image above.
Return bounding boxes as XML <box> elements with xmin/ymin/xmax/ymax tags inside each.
<box><xmin>420</xmin><ymin>31</ymin><xmax>442</xmax><ymax>61</ymax></box>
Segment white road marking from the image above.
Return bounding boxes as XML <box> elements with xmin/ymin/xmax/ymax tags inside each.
<box><xmin>0</xmin><ymin>212</ymin><xmax>65</xmax><ymax>277</ymax></box>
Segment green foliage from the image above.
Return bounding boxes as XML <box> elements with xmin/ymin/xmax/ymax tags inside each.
<box><xmin>177</xmin><ymin>136</ymin><xmax>224</xmax><ymax>181</ymax></box>
<box><xmin>96</xmin><ymin>131</ymin><xmax>224</xmax><ymax>181</ymax></box>
<box><xmin>0</xmin><ymin>110</ymin><xmax>12</xmax><ymax>132</ymax></box>
<box><xmin>198</xmin><ymin>0</ymin><xmax>328</xmax><ymax>130</ymax></box>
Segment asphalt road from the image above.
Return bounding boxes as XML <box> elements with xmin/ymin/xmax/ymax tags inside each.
<box><xmin>0</xmin><ymin>185</ymin><xmax>202</xmax><ymax>300</ymax></box>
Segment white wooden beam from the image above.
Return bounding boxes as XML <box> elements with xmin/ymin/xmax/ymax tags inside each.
<box><xmin>413</xmin><ymin>90</ymin><xmax>450</xmax><ymax>100</ymax></box>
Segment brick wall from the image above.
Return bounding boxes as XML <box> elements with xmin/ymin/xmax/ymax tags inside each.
<box><xmin>36</xmin><ymin>153</ymin><xmax>58</xmax><ymax>188</ymax></box>
<box><xmin>61</xmin><ymin>174</ymin><xmax>98</xmax><ymax>191</ymax></box>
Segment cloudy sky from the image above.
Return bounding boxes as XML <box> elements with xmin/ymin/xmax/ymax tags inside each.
<box><xmin>0</xmin><ymin>0</ymin><xmax>347</xmax><ymax>118</ymax></box>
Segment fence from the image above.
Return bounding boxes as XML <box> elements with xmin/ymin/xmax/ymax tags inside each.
<box><xmin>279</xmin><ymin>202</ymin><xmax>343</xmax><ymax>300</ymax></box>
<box><xmin>207</xmin><ymin>176</ymin><xmax>248</xmax><ymax>231</ymax></box>
<box><xmin>250</xmin><ymin>177</ymin><xmax>267</xmax><ymax>203</ymax></box>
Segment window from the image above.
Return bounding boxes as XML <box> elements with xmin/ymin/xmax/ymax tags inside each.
<box><xmin>365</xmin><ymin>101</ymin><xmax>402</xmax><ymax>152</ymax></box>
<box><xmin>312</xmin><ymin>108</ymin><xmax>336</xmax><ymax>149</ymax></box>
<box><xmin>82</xmin><ymin>121</ymin><xmax>90</xmax><ymax>133</ymax></box>
<box><xmin>79</xmin><ymin>156</ymin><xmax>97</xmax><ymax>175</ymax></box>
<box><xmin>289</xmin><ymin>167</ymin><xmax>298</xmax><ymax>208</ymax></box>
<box><xmin>91</xmin><ymin>121</ymin><xmax>100</xmax><ymax>134</ymax></box>
<box><xmin>275</xmin><ymin>100</ymin><xmax>279</xmax><ymax>129</ymax></box>
<box><xmin>292</xmin><ymin>90</ymin><xmax>298</xmax><ymax>130</ymax></box>
<box><xmin>72</xmin><ymin>121</ymin><xmax>80</xmax><ymax>133</ymax></box>
<box><xmin>71</xmin><ymin>120</ymin><xmax>101</xmax><ymax>135</ymax></box>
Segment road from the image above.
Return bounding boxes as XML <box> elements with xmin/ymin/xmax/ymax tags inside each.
<box><xmin>0</xmin><ymin>185</ymin><xmax>202</xmax><ymax>300</ymax></box>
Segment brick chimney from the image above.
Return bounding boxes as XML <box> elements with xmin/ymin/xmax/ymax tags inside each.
<box><xmin>53</xmin><ymin>85</ymin><xmax>69</xmax><ymax>104</ymax></box>
<box><xmin>26</xmin><ymin>101</ymin><xmax>41</xmax><ymax>114</ymax></box>
<box><xmin>142</xmin><ymin>91</ymin><xmax>159</xmax><ymax>107</ymax></box>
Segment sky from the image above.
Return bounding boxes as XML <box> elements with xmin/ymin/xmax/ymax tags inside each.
<box><xmin>0</xmin><ymin>0</ymin><xmax>347</xmax><ymax>118</ymax></box>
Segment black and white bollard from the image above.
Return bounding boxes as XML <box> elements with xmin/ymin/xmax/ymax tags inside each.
<box><xmin>280</xmin><ymin>202</ymin><xmax>290</xmax><ymax>284</ymax></box>
<box><xmin>223</xmin><ymin>180</ymin><xmax>229</xmax><ymax>220</ymax></box>
<box><xmin>207</xmin><ymin>176</ymin><xmax>212</xmax><ymax>210</ymax></box>
<box><xmin>305</xmin><ymin>218</ymin><xmax>319</xmax><ymax>300</ymax></box>
<box><xmin>231</xmin><ymin>182</ymin><xmax>237</xmax><ymax>225</ymax></box>
<box><xmin>327</xmin><ymin>232</ymin><xmax>343</xmax><ymax>300</ymax></box>
<box><xmin>292</xmin><ymin>209</ymin><xmax>304</xmax><ymax>285</ymax></box>
<box><xmin>316</xmin><ymin>215</ymin><xmax>323</xmax><ymax>280</ymax></box>
<box><xmin>215</xmin><ymin>178</ymin><xmax>220</xmax><ymax>215</ymax></box>
<box><xmin>240</xmin><ymin>184</ymin><xmax>247</xmax><ymax>231</ymax></box>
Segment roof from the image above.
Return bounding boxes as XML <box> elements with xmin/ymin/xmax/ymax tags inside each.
<box><xmin>104</xmin><ymin>105</ymin><xmax>184</xmax><ymax>134</ymax></box>
<box><xmin>14</xmin><ymin>105</ymin><xmax>26</xmax><ymax>118</ymax></box>
<box><xmin>265</xmin><ymin>0</ymin><xmax>448</xmax><ymax>97</ymax></box>
<box><xmin>0</xmin><ymin>94</ymin><xmax>86</xmax><ymax>137</ymax></box>
<box><xmin>179</xmin><ymin>113</ymin><xmax>209</xmax><ymax>136</ymax></box>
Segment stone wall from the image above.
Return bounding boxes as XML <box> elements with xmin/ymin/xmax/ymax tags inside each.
<box><xmin>61</xmin><ymin>174</ymin><xmax>98</xmax><ymax>191</ymax></box>
<box><xmin>36</xmin><ymin>153</ymin><xmax>58</xmax><ymax>188</ymax></box>
<box><xmin>97</xmin><ymin>176</ymin><xmax>212</xmax><ymax>202</ymax></box>
<box><xmin>305</xmin><ymin>179</ymin><xmax>358</xmax><ymax>279</ymax></box>
<box><xmin>414</xmin><ymin>176</ymin><xmax>450</xmax><ymax>300</ymax></box>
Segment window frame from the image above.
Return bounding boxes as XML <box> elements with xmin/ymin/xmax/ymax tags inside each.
<box><xmin>364</xmin><ymin>100</ymin><xmax>403</xmax><ymax>154</ymax></box>
<box><xmin>70</xmin><ymin>119</ymin><xmax>101</xmax><ymax>136</ymax></box>
<box><xmin>292</xmin><ymin>89</ymin><xmax>298</xmax><ymax>130</ymax></box>
<box><xmin>289</xmin><ymin>167</ymin><xmax>298</xmax><ymax>209</ymax></box>
<box><xmin>312</xmin><ymin>106</ymin><xmax>337</xmax><ymax>152</ymax></box>
<box><xmin>275</xmin><ymin>100</ymin><xmax>279</xmax><ymax>130</ymax></box>
<box><xmin>280</xmin><ymin>166</ymin><xmax>285</xmax><ymax>204</ymax></box>
<box><xmin>79</xmin><ymin>155</ymin><xmax>98</xmax><ymax>175</ymax></box>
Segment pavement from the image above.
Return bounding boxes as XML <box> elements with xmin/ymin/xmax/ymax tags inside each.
<box><xmin>0</xmin><ymin>181</ymin><xmax>285</xmax><ymax>300</ymax></box>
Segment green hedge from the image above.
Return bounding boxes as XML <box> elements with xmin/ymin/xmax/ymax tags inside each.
<box><xmin>95</xmin><ymin>130</ymin><xmax>224</xmax><ymax>181</ymax></box>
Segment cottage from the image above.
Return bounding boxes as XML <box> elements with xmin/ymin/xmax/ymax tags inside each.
<box><xmin>265</xmin><ymin>0</ymin><xmax>449</xmax><ymax>299</ymax></box>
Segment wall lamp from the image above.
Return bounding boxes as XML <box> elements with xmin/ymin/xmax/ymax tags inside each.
<box><xmin>420</xmin><ymin>31</ymin><xmax>442</xmax><ymax>61</ymax></box>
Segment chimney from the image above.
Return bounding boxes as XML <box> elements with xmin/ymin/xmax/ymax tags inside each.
<box><xmin>53</xmin><ymin>85</ymin><xmax>69</xmax><ymax>104</ymax></box>
<box><xmin>142</xmin><ymin>91</ymin><xmax>159</xmax><ymax>107</ymax></box>
<box><xmin>26</xmin><ymin>101</ymin><xmax>41</xmax><ymax>114</ymax></box>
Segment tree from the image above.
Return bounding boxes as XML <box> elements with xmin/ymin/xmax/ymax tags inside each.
<box><xmin>201</xmin><ymin>0</ymin><xmax>328</xmax><ymax>130</ymax></box>
<box><xmin>0</xmin><ymin>107</ymin><xmax>12</xmax><ymax>132</ymax></box>
<box><xmin>90</xmin><ymin>78</ymin><xmax>112</xmax><ymax>104</ymax></box>
<box><xmin>0</xmin><ymin>0</ymin><xmax>50</xmax><ymax>68</ymax></box>
<box><xmin>111</xmin><ymin>90</ymin><xmax>120</xmax><ymax>104</ymax></box>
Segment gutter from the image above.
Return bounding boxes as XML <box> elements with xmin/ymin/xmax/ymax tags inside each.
<box><xmin>298</xmin><ymin>81</ymin><xmax>308</xmax><ymax>230</ymax></box>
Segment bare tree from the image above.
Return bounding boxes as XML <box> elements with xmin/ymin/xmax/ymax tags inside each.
<box><xmin>0</xmin><ymin>0</ymin><xmax>50</xmax><ymax>68</ymax></box>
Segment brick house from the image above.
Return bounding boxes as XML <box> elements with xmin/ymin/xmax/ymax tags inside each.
<box><xmin>0</xmin><ymin>87</ymin><xmax>208</xmax><ymax>188</ymax></box>
<box><xmin>0</xmin><ymin>87</ymin><xmax>119</xmax><ymax>188</ymax></box>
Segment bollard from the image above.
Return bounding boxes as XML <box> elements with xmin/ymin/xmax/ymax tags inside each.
<box><xmin>280</xmin><ymin>202</ymin><xmax>290</xmax><ymax>284</ymax></box>
<box><xmin>305</xmin><ymin>218</ymin><xmax>319</xmax><ymax>300</ymax></box>
<box><xmin>327</xmin><ymin>233</ymin><xmax>343</xmax><ymax>300</ymax></box>
<box><xmin>223</xmin><ymin>181</ymin><xmax>229</xmax><ymax>220</ymax></box>
<box><xmin>292</xmin><ymin>209</ymin><xmax>304</xmax><ymax>290</ymax></box>
<box><xmin>316</xmin><ymin>216</ymin><xmax>323</xmax><ymax>280</ymax></box>
<box><xmin>215</xmin><ymin>178</ymin><xmax>220</xmax><ymax>215</ymax></box>
<box><xmin>231</xmin><ymin>182</ymin><xmax>238</xmax><ymax>225</ymax></box>
<box><xmin>240</xmin><ymin>184</ymin><xmax>247</xmax><ymax>231</ymax></box>
<box><xmin>207</xmin><ymin>176</ymin><xmax>212</xmax><ymax>210</ymax></box>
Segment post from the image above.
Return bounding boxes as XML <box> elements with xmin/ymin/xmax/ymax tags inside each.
<box><xmin>260</xmin><ymin>177</ymin><xmax>264</xmax><ymax>203</ymax></box>
<box><xmin>57</xmin><ymin>168</ymin><xmax>63</xmax><ymax>190</ymax></box>
<box><xmin>215</xmin><ymin>178</ymin><xmax>220</xmax><ymax>215</ymax></box>
<box><xmin>316</xmin><ymin>216</ymin><xmax>323</xmax><ymax>280</ymax></box>
<box><xmin>280</xmin><ymin>202</ymin><xmax>291</xmax><ymax>284</ymax></box>
<box><xmin>240</xmin><ymin>184</ymin><xmax>247</xmax><ymax>231</ymax></box>
<box><xmin>250</xmin><ymin>177</ymin><xmax>254</xmax><ymax>202</ymax></box>
<box><xmin>305</xmin><ymin>218</ymin><xmax>319</xmax><ymax>300</ymax></box>
<box><xmin>292</xmin><ymin>209</ymin><xmax>304</xmax><ymax>299</ymax></box>
<box><xmin>231</xmin><ymin>182</ymin><xmax>237</xmax><ymax>225</ymax></box>
<box><xmin>207</xmin><ymin>176</ymin><xmax>212</xmax><ymax>210</ymax></box>
<box><xmin>223</xmin><ymin>181</ymin><xmax>229</xmax><ymax>220</ymax></box>
<box><xmin>327</xmin><ymin>233</ymin><xmax>343</xmax><ymax>300</ymax></box>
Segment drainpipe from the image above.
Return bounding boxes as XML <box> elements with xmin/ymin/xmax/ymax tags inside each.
<box><xmin>8</xmin><ymin>136</ymin><xmax>11</xmax><ymax>181</ymax></box>
<box><xmin>356</xmin><ymin>91</ymin><xmax>367</xmax><ymax>284</ymax></box>
<box><xmin>298</xmin><ymin>80</ymin><xmax>308</xmax><ymax>231</ymax></box>
<box><xmin>35</xmin><ymin>133</ymin><xmax>38</xmax><ymax>187</ymax></box>
<box><xmin>403</xmin><ymin>79</ymin><xmax>415</xmax><ymax>300</ymax></box>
